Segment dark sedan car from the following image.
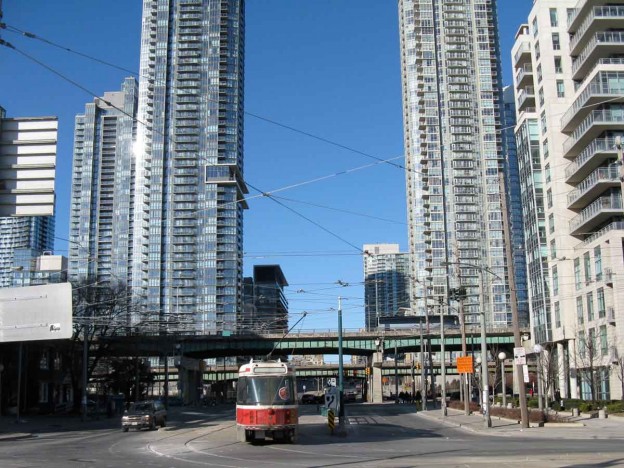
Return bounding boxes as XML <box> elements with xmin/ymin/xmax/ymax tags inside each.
<box><xmin>121</xmin><ymin>400</ymin><xmax>167</xmax><ymax>432</ymax></box>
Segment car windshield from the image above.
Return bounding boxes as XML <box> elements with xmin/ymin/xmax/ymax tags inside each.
<box><xmin>129</xmin><ymin>403</ymin><xmax>153</xmax><ymax>413</ymax></box>
<box><xmin>237</xmin><ymin>375</ymin><xmax>296</xmax><ymax>406</ymax></box>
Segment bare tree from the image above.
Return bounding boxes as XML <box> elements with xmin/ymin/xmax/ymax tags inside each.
<box><xmin>58</xmin><ymin>280</ymin><xmax>132</xmax><ymax>411</ymax></box>
<box><xmin>573</xmin><ymin>326</ymin><xmax>607</xmax><ymax>400</ymax></box>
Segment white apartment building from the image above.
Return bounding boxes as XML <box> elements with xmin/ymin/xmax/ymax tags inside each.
<box><xmin>513</xmin><ymin>0</ymin><xmax>624</xmax><ymax>400</ymax></box>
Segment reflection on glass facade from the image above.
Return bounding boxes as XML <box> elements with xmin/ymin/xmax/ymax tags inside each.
<box><xmin>399</xmin><ymin>0</ymin><xmax>512</xmax><ymax>325</ymax></box>
<box><xmin>69</xmin><ymin>78</ymin><xmax>138</xmax><ymax>287</ymax></box>
<box><xmin>363</xmin><ymin>244</ymin><xmax>410</xmax><ymax>331</ymax></box>
<box><xmin>515</xmin><ymin>118</ymin><xmax>550</xmax><ymax>343</ymax></box>
<box><xmin>502</xmin><ymin>86</ymin><xmax>529</xmax><ymax>327</ymax></box>
<box><xmin>241</xmin><ymin>265</ymin><xmax>289</xmax><ymax>334</ymax></box>
<box><xmin>132</xmin><ymin>0</ymin><xmax>247</xmax><ymax>334</ymax></box>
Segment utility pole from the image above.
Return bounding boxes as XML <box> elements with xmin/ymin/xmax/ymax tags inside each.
<box><xmin>337</xmin><ymin>296</ymin><xmax>345</xmax><ymax>426</ymax></box>
<box><xmin>500</xmin><ymin>172</ymin><xmax>529</xmax><ymax>428</ymax></box>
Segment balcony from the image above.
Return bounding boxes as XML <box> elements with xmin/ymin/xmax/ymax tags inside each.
<box><xmin>514</xmin><ymin>63</ymin><xmax>534</xmax><ymax>88</ymax></box>
<box><xmin>566</xmin><ymin>166</ymin><xmax>620</xmax><ymax>209</ymax></box>
<box><xmin>572</xmin><ymin>31</ymin><xmax>624</xmax><ymax>80</ymax></box>
<box><xmin>516</xmin><ymin>86</ymin><xmax>535</xmax><ymax>112</ymax></box>
<box><xmin>512</xmin><ymin>42</ymin><xmax>531</xmax><ymax>68</ymax></box>
<box><xmin>570</xmin><ymin>6</ymin><xmax>624</xmax><ymax>55</ymax></box>
<box><xmin>562</xmin><ymin>109</ymin><xmax>624</xmax><ymax>159</ymax></box>
<box><xmin>561</xmin><ymin>73</ymin><xmax>624</xmax><ymax>132</ymax></box>
<box><xmin>605</xmin><ymin>267</ymin><xmax>614</xmax><ymax>285</ymax></box>
<box><xmin>569</xmin><ymin>194</ymin><xmax>623</xmax><ymax>236</ymax></box>
<box><xmin>565</xmin><ymin>137</ymin><xmax>619</xmax><ymax>183</ymax></box>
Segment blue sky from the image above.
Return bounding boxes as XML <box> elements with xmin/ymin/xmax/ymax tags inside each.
<box><xmin>0</xmin><ymin>1</ymin><xmax>533</xmax><ymax>331</ymax></box>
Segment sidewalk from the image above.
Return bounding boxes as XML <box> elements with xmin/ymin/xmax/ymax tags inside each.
<box><xmin>416</xmin><ymin>407</ymin><xmax>624</xmax><ymax>439</ymax></box>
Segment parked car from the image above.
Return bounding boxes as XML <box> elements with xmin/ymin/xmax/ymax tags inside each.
<box><xmin>301</xmin><ymin>393</ymin><xmax>323</xmax><ymax>404</ymax></box>
<box><xmin>121</xmin><ymin>400</ymin><xmax>167</xmax><ymax>432</ymax></box>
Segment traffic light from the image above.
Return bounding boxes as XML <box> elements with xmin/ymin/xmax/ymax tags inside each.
<box><xmin>365</xmin><ymin>367</ymin><xmax>370</xmax><ymax>376</ymax></box>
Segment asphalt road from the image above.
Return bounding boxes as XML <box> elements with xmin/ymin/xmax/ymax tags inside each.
<box><xmin>1</xmin><ymin>404</ymin><xmax>624</xmax><ymax>467</ymax></box>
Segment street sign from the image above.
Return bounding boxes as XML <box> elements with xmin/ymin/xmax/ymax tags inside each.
<box><xmin>514</xmin><ymin>347</ymin><xmax>527</xmax><ymax>365</ymax></box>
<box><xmin>522</xmin><ymin>364</ymin><xmax>529</xmax><ymax>383</ymax></box>
<box><xmin>328</xmin><ymin>377</ymin><xmax>336</xmax><ymax>387</ymax></box>
<box><xmin>456</xmin><ymin>356</ymin><xmax>474</xmax><ymax>373</ymax></box>
<box><xmin>325</xmin><ymin>386</ymin><xmax>338</xmax><ymax>410</ymax></box>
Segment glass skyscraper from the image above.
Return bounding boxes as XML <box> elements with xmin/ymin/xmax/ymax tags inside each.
<box><xmin>399</xmin><ymin>0</ymin><xmax>512</xmax><ymax>325</ymax></box>
<box><xmin>131</xmin><ymin>0</ymin><xmax>247</xmax><ymax>334</ymax></box>
<box><xmin>69</xmin><ymin>78</ymin><xmax>138</xmax><ymax>287</ymax></box>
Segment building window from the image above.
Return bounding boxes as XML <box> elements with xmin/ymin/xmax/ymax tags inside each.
<box><xmin>555</xmin><ymin>301</ymin><xmax>561</xmax><ymax>328</ymax></box>
<box><xmin>587</xmin><ymin>292</ymin><xmax>594</xmax><ymax>321</ymax></box>
<box><xmin>567</xmin><ymin>8</ymin><xmax>575</xmax><ymax>26</ymax></box>
<box><xmin>574</xmin><ymin>258</ymin><xmax>582</xmax><ymax>290</ymax></box>
<box><xmin>556</xmin><ymin>80</ymin><xmax>565</xmax><ymax>98</ymax></box>
<box><xmin>539</xmin><ymin>87</ymin><xmax>545</xmax><ymax>106</ymax></box>
<box><xmin>554</xmin><ymin>56</ymin><xmax>563</xmax><ymax>74</ymax></box>
<box><xmin>545</xmin><ymin>163</ymin><xmax>551</xmax><ymax>183</ymax></box>
<box><xmin>552</xmin><ymin>33</ymin><xmax>561</xmax><ymax>51</ymax></box>
<box><xmin>579</xmin><ymin>331</ymin><xmax>586</xmax><ymax>358</ymax></box>
<box><xmin>547</xmin><ymin>188</ymin><xmax>552</xmax><ymax>208</ymax></box>
<box><xmin>597</xmin><ymin>288</ymin><xmax>606</xmax><ymax>318</ymax></box>
<box><xmin>541</xmin><ymin>111</ymin><xmax>547</xmax><ymax>134</ymax></box>
<box><xmin>553</xmin><ymin>265</ymin><xmax>559</xmax><ymax>295</ymax></box>
<box><xmin>594</xmin><ymin>245</ymin><xmax>602</xmax><ymax>281</ymax></box>
<box><xmin>583</xmin><ymin>252</ymin><xmax>591</xmax><ymax>284</ymax></box>
<box><xmin>39</xmin><ymin>383</ymin><xmax>49</xmax><ymax>403</ymax></box>
<box><xmin>550</xmin><ymin>8</ymin><xmax>558</xmax><ymax>27</ymax></box>
<box><xmin>40</xmin><ymin>350</ymin><xmax>49</xmax><ymax>370</ymax></box>
<box><xmin>543</xmin><ymin>138</ymin><xmax>549</xmax><ymax>159</ymax></box>
<box><xmin>577</xmin><ymin>296</ymin><xmax>584</xmax><ymax>324</ymax></box>
<box><xmin>550</xmin><ymin>238</ymin><xmax>557</xmax><ymax>258</ymax></box>
<box><xmin>549</xmin><ymin>214</ymin><xmax>555</xmax><ymax>234</ymax></box>
<box><xmin>600</xmin><ymin>325</ymin><xmax>608</xmax><ymax>356</ymax></box>
<box><xmin>532</xmin><ymin>17</ymin><xmax>539</xmax><ymax>37</ymax></box>
<box><xmin>537</xmin><ymin>63</ymin><xmax>543</xmax><ymax>82</ymax></box>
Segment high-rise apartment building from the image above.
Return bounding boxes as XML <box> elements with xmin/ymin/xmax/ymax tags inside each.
<box><xmin>241</xmin><ymin>265</ymin><xmax>289</xmax><ymax>334</ymax></box>
<box><xmin>130</xmin><ymin>0</ymin><xmax>246</xmax><ymax>334</ymax></box>
<box><xmin>502</xmin><ymin>86</ymin><xmax>530</xmax><ymax>328</ymax></box>
<box><xmin>363</xmin><ymin>244</ymin><xmax>410</xmax><ymax>331</ymax></box>
<box><xmin>69</xmin><ymin>78</ymin><xmax>138</xmax><ymax>286</ymax></box>
<box><xmin>399</xmin><ymin>0</ymin><xmax>513</xmax><ymax>326</ymax></box>
<box><xmin>513</xmin><ymin>0</ymin><xmax>624</xmax><ymax>400</ymax></box>
<box><xmin>0</xmin><ymin>107</ymin><xmax>56</xmax><ymax>287</ymax></box>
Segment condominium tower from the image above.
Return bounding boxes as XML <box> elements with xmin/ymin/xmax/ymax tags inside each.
<box><xmin>69</xmin><ymin>78</ymin><xmax>138</xmax><ymax>286</ymax></box>
<box><xmin>512</xmin><ymin>0</ymin><xmax>624</xmax><ymax>400</ymax></box>
<box><xmin>0</xmin><ymin>106</ymin><xmax>56</xmax><ymax>287</ymax></box>
<box><xmin>399</xmin><ymin>0</ymin><xmax>513</xmax><ymax>325</ymax></box>
<box><xmin>363</xmin><ymin>244</ymin><xmax>410</xmax><ymax>331</ymax></box>
<box><xmin>131</xmin><ymin>0</ymin><xmax>246</xmax><ymax>334</ymax></box>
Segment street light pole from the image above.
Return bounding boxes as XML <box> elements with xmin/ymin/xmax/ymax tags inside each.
<box><xmin>478</xmin><ymin>269</ymin><xmax>492</xmax><ymax>428</ymax></box>
<box><xmin>499</xmin><ymin>352</ymin><xmax>507</xmax><ymax>408</ymax></box>
<box><xmin>337</xmin><ymin>295</ymin><xmax>345</xmax><ymax>425</ymax></box>
<box><xmin>534</xmin><ymin>344</ymin><xmax>544</xmax><ymax>411</ymax></box>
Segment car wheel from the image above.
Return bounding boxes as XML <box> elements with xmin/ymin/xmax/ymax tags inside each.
<box><xmin>161</xmin><ymin>418</ymin><xmax>166</xmax><ymax>428</ymax></box>
<box><xmin>122</xmin><ymin>427</ymin><xmax>129</xmax><ymax>433</ymax></box>
<box><xmin>149</xmin><ymin>420</ymin><xmax>156</xmax><ymax>431</ymax></box>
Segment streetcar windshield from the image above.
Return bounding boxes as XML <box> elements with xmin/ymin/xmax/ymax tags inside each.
<box><xmin>237</xmin><ymin>375</ymin><xmax>296</xmax><ymax>405</ymax></box>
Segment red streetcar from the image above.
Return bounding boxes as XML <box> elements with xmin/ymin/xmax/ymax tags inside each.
<box><xmin>236</xmin><ymin>359</ymin><xmax>298</xmax><ymax>443</ymax></box>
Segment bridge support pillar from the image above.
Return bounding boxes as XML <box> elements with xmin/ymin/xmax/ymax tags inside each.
<box><xmin>372</xmin><ymin>352</ymin><xmax>384</xmax><ymax>403</ymax></box>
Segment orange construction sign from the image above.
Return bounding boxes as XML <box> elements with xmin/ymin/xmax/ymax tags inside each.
<box><xmin>456</xmin><ymin>356</ymin><xmax>474</xmax><ymax>374</ymax></box>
